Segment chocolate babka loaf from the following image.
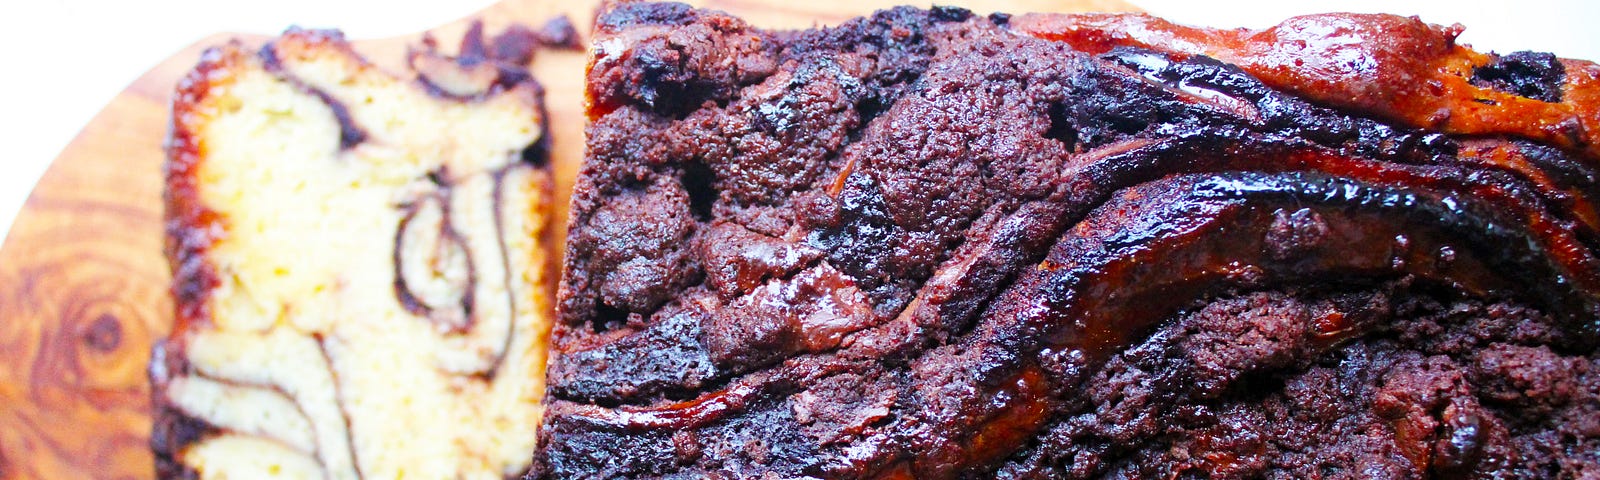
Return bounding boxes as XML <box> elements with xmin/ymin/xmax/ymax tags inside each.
<box><xmin>540</xmin><ymin>3</ymin><xmax>1600</xmax><ymax>478</ymax></box>
<box><xmin>152</xmin><ymin>25</ymin><xmax>554</xmax><ymax>478</ymax></box>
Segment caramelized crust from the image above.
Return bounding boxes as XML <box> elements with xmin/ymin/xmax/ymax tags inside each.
<box><xmin>542</xmin><ymin>3</ymin><xmax>1600</xmax><ymax>479</ymax></box>
<box><xmin>155</xmin><ymin>26</ymin><xmax>555</xmax><ymax>479</ymax></box>
<box><xmin>1011</xmin><ymin>13</ymin><xmax>1600</xmax><ymax>160</ymax></box>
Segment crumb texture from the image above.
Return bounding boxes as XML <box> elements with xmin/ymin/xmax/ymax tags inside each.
<box><xmin>541</xmin><ymin>3</ymin><xmax>1600</xmax><ymax>479</ymax></box>
<box><xmin>155</xmin><ymin>26</ymin><xmax>554</xmax><ymax>479</ymax></box>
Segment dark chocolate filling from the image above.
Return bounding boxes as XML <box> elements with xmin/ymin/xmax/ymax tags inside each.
<box><xmin>257</xmin><ymin>33</ymin><xmax>369</xmax><ymax>150</ymax></box>
<box><xmin>156</xmin><ymin>19</ymin><xmax>555</xmax><ymax>479</ymax></box>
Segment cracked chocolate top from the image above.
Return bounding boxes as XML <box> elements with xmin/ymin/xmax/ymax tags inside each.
<box><xmin>540</xmin><ymin>3</ymin><xmax>1600</xmax><ymax>478</ymax></box>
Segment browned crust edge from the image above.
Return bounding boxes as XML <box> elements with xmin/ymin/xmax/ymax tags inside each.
<box><xmin>150</xmin><ymin>25</ymin><xmax>555</xmax><ymax>480</ymax></box>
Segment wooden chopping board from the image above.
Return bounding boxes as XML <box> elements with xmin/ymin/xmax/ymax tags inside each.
<box><xmin>0</xmin><ymin>0</ymin><xmax>1138</xmax><ymax>477</ymax></box>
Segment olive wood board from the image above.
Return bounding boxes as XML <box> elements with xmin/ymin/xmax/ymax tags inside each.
<box><xmin>0</xmin><ymin>0</ymin><xmax>1139</xmax><ymax>477</ymax></box>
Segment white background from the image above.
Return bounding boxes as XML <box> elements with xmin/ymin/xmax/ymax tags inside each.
<box><xmin>0</xmin><ymin>0</ymin><xmax>1596</xmax><ymax>240</ymax></box>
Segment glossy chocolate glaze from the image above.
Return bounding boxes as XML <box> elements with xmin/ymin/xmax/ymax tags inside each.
<box><xmin>1012</xmin><ymin>13</ymin><xmax>1600</xmax><ymax>158</ymax></box>
<box><xmin>542</xmin><ymin>3</ymin><xmax>1600</xmax><ymax>478</ymax></box>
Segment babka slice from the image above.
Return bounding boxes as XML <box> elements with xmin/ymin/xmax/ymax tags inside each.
<box><xmin>540</xmin><ymin>2</ymin><xmax>1600</xmax><ymax>478</ymax></box>
<box><xmin>152</xmin><ymin>25</ymin><xmax>554</xmax><ymax>479</ymax></box>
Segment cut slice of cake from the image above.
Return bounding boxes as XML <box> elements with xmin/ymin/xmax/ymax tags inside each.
<box><xmin>152</xmin><ymin>25</ymin><xmax>555</xmax><ymax>479</ymax></box>
<box><xmin>539</xmin><ymin>2</ymin><xmax>1600</xmax><ymax>478</ymax></box>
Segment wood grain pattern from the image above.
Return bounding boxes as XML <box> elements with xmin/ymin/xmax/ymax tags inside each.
<box><xmin>0</xmin><ymin>0</ymin><xmax>1137</xmax><ymax>478</ymax></box>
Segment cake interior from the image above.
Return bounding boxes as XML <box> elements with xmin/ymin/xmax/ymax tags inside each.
<box><xmin>156</xmin><ymin>30</ymin><xmax>552</xmax><ymax>479</ymax></box>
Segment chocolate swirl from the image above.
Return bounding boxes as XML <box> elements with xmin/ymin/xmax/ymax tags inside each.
<box><xmin>155</xmin><ymin>21</ymin><xmax>556</xmax><ymax>480</ymax></box>
<box><xmin>394</xmin><ymin>181</ymin><xmax>479</xmax><ymax>332</ymax></box>
<box><xmin>540</xmin><ymin>5</ymin><xmax>1600</xmax><ymax>478</ymax></box>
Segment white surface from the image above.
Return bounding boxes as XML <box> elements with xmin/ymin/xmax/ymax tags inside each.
<box><xmin>0</xmin><ymin>0</ymin><xmax>499</xmax><ymax>242</ymax></box>
<box><xmin>0</xmin><ymin>0</ymin><xmax>1596</xmax><ymax>241</ymax></box>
